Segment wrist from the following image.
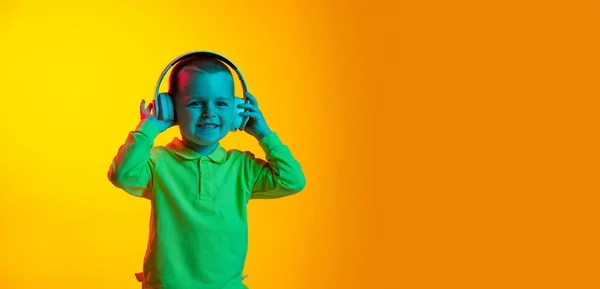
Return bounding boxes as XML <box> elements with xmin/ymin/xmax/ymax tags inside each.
<box><xmin>136</xmin><ymin>118</ymin><xmax>161</xmax><ymax>139</ymax></box>
<box><xmin>255</xmin><ymin>129</ymin><xmax>272</xmax><ymax>141</ymax></box>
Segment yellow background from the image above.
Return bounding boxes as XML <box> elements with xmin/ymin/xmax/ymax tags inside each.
<box><xmin>1</xmin><ymin>0</ymin><xmax>598</xmax><ymax>288</ymax></box>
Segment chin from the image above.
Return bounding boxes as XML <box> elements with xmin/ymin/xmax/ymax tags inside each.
<box><xmin>187</xmin><ymin>134</ymin><xmax>214</xmax><ymax>145</ymax></box>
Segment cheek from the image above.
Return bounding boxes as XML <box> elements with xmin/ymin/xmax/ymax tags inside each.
<box><xmin>177</xmin><ymin>109</ymin><xmax>200</xmax><ymax>125</ymax></box>
<box><xmin>221</xmin><ymin>110</ymin><xmax>234</xmax><ymax>123</ymax></box>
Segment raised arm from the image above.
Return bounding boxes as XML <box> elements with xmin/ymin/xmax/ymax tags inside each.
<box><xmin>249</xmin><ymin>132</ymin><xmax>306</xmax><ymax>199</ymax></box>
<box><xmin>107</xmin><ymin>99</ymin><xmax>174</xmax><ymax>199</ymax></box>
<box><xmin>108</xmin><ymin>119</ymin><xmax>160</xmax><ymax>199</ymax></box>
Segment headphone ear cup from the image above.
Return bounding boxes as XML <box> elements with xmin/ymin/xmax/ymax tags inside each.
<box><xmin>238</xmin><ymin>99</ymin><xmax>250</xmax><ymax>131</ymax></box>
<box><xmin>230</xmin><ymin>97</ymin><xmax>245</xmax><ymax>132</ymax></box>
<box><xmin>156</xmin><ymin>93</ymin><xmax>174</xmax><ymax>121</ymax></box>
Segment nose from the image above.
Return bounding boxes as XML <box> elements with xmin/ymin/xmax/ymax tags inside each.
<box><xmin>201</xmin><ymin>104</ymin><xmax>216</xmax><ymax>118</ymax></box>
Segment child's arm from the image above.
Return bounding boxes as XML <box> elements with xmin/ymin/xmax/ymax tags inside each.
<box><xmin>107</xmin><ymin>100</ymin><xmax>174</xmax><ymax>199</ymax></box>
<box><xmin>107</xmin><ymin>119</ymin><xmax>160</xmax><ymax>199</ymax></box>
<box><xmin>237</xmin><ymin>92</ymin><xmax>306</xmax><ymax>199</ymax></box>
<box><xmin>248</xmin><ymin>132</ymin><xmax>306</xmax><ymax>199</ymax></box>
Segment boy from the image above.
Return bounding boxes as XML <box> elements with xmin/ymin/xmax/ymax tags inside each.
<box><xmin>107</xmin><ymin>57</ymin><xmax>306</xmax><ymax>289</ymax></box>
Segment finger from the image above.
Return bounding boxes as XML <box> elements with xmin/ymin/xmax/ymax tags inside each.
<box><xmin>145</xmin><ymin>103</ymin><xmax>153</xmax><ymax>114</ymax></box>
<box><xmin>141</xmin><ymin>100</ymin><xmax>152</xmax><ymax>115</ymax></box>
<box><xmin>238</xmin><ymin>103</ymin><xmax>258</xmax><ymax>112</ymax></box>
<box><xmin>244</xmin><ymin>92</ymin><xmax>257</xmax><ymax>106</ymax></box>
<box><xmin>240</xmin><ymin>111</ymin><xmax>262</xmax><ymax>119</ymax></box>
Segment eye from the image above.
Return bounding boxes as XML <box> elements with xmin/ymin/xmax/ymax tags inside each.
<box><xmin>188</xmin><ymin>101</ymin><xmax>202</xmax><ymax>106</ymax></box>
<box><xmin>217</xmin><ymin>101</ymin><xmax>228</xmax><ymax>107</ymax></box>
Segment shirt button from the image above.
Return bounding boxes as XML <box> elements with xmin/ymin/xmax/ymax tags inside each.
<box><xmin>201</xmin><ymin>158</ymin><xmax>208</xmax><ymax>164</ymax></box>
<box><xmin>203</xmin><ymin>174</ymin><xmax>210</xmax><ymax>180</ymax></box>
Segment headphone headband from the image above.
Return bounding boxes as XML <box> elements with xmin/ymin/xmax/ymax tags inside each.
<box><xmin>154</xmin><ymin>51</ymin><xmax>248</xmax><ymax>98</ymax></box>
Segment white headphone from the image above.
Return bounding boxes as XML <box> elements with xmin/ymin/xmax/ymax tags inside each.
<box><xmin>153</xmin><ymin>51</ymin><xmax>250</xmax><ymax>132</ymax></box>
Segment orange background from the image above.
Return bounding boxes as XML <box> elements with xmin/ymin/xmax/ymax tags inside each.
<box><xmin>1</xmin><ymin>1</ymin><xmax>598</xmax><ymax>288</ymax></box>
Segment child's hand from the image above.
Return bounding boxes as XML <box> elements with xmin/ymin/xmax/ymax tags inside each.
<box><xmin>238</xmin><ymin>92</ymin><xmax>272</xmax><ymax>140</ymax></box>
<box><xmin>140</xmin><ymin>99</ymin><xmax>175</xmax><ymax>133</ymax></box>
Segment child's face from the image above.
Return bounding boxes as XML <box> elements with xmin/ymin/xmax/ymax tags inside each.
<box><xmin>174</xmin><ymin>70</ymin><xmax>235</xmax><ymax>149</ymax></box>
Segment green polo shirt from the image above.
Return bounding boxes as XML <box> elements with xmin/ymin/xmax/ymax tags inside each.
<box><xmin>108</xmin><ymin>119</ymin><xmax>306</xmax><ymax>289</ymax></box>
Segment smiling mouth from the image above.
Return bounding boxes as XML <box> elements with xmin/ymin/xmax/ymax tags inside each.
<box><xmin>197</xmin><ymin>124</ymin><xmax>219</xmax><ymax>130</ymax></box>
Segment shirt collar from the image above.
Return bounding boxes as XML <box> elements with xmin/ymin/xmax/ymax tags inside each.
<box><xmin>165</xmin><ymin>137</ymin><xmax>227</xmax><ymax>163</ymax></box>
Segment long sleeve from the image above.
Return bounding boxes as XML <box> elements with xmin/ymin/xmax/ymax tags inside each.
<box><xmin>249</xmin><ymin>132</ymin><xmax>306</xmax><ymax>199</ymax></box>
<box><xmin>107</xmin><ymin>119</ymin><xmax>160</xmax><ymax>199</ymax></box>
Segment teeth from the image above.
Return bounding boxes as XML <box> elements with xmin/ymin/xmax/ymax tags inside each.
<box><xmin>199</xmin><ymin>124</ymin><xmax>217</xmax><ymax>129</ymax></box>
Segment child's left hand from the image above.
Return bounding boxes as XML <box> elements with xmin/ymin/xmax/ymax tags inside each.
<box><xmin>238</xmin><ymin>92</ymin><xmax>272</xmax><ymax>140</ymax></box>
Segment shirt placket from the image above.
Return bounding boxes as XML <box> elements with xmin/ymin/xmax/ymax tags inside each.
<box><xmin>198</xmin><ymin>157</ymin><xmax>214</xmax><ymax>201</ymax></box>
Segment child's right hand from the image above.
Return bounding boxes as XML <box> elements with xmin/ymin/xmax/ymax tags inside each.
<box><xmin>140</xmin><ymin>99</ymin><xmax>175</xmax><ymax>133</ymax></box>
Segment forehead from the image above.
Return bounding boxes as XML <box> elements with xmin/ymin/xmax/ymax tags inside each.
<box><xmin>177</xmin><ymin>70</ymin><xmax>234</xmax><ymax>99</ymax></box>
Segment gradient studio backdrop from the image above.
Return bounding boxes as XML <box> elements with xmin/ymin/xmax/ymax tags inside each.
<box><xmin>1</xmin><ymin>1</ymin><xmax>599</xmax><ymax>289</ymax></box>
